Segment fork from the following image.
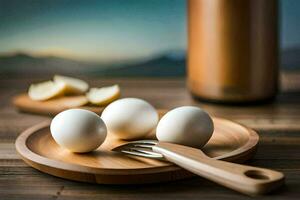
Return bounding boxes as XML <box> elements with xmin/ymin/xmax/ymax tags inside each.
<box><xmin>113</xmin><ymin>140</ymin><xmax>284</xmax><ymax>196</ymax></box>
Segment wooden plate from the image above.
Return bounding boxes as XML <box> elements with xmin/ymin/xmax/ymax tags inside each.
<box><xmin>15</xmin><ymin>114</ymin><xmax>259</xmax><ymax>184</ymax></box>
<box><xmin>13</xmin><ymin>94</ymin><xmax>104</xmax><ymax>115</ymax></box>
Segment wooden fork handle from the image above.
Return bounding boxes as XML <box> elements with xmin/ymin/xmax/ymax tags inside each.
<box><xmin>153</xmin><ymin>142</ymin><xmax>284</xmax><ymax>196</ymax></box>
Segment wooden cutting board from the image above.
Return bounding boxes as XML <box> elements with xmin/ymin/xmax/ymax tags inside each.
<box><xmin>15</xmin><ymin>113</ymin><xmax>259</xmax><ymax>184</ymax></box>
<box><xmin>13</xmin><ymin>94</ymin><xmax>104</xmax><ymax>115</ymax></box>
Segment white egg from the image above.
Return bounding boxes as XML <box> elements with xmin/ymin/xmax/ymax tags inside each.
<box><xmin>156</xmin><ymin>106</ymin><xmax>214</xmax><ymax>148</ymax></box>
<box><xmin>101</xmin><ymin>98</ymin><xmax>159</xmax><ymax>140</ymax></box>
<box><xmin>50</xmin><ymin>109</ymin><xmax>107</xmax><ymax>153</ymax></box>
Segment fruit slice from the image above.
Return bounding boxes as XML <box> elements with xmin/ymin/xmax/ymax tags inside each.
<box><xmin>86</xmin><ymin>85</ymin><xmax>120</xmax><ymax>106</ymax></box>
<box><xmin>28</xmin><ymin>81</ymin><xmax>66</xmax><ymax>101</ymax></box>
<box><xmin>53</xmin><ymin>75</ymin><xmax>89</xmax><ymax>94</ymax></box>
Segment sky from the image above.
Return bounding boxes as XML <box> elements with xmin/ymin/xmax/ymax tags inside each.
<box><xmin>0</xmin><ymin>0</ymin><xmax>186</xmax><ymax>62</ymax></box>
<box><xmin>281</xmin><ymin>0</ymin><xmax>300</xmax><ymax>48</ymax></box>
<box><xmin>0</xmin><ymin>0</ymin><xmax>299</xmax><ymax>62</ymax></box>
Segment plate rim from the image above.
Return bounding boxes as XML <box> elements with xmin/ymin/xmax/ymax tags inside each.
<box><xmin>15</xmin><ymin>117</ymin><xmax>259</xmax><ymax>177</ymax></box>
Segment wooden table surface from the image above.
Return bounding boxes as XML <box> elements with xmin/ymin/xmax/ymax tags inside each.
<box><xmin>0</xmin><ymin>72</ymin><xmax>300</xmax><ymax>200</ymax></box>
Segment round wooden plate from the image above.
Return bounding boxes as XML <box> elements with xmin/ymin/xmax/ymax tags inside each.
<box><xmin>15</xmin><ymin>114</ymin><xmax>259</xmax><ymax>184</ymax></box>
<box><xmin>13</xmin><ymin>94</ymin><xmax>104</xmax><ymax>115</ymax></box>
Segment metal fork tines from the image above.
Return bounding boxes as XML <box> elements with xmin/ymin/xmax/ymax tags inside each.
<box><xmin>113</xmin><ymin>140</ymin><xmax>164</xmax><ymax>159</ymax></box>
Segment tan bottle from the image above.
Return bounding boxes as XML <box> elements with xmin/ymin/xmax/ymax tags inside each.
<box><xmin>187</xmin><ymin>0</ymin><xmax>278</xmax><ymax>103</ymax></box>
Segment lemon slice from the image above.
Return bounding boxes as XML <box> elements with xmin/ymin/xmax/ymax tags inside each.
<box><xmin>28</xmin><ymin>81</ymin><xmax>66</xmax><ymax>101</ymax></box>
<box><xmin>86</xmin><ymin>85</ymin><xmax>120</xmax><ymax>106</ymax></box>
<box><xmin>53</xmin><ymin>75</ymin><xmax>89</xmax><ymax>94</ymax></box>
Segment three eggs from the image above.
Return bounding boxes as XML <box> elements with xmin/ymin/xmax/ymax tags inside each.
<box><xmin>50</xmin><ymin>98</ymin><xmax>214</xmax><ymax>153</ymax></box>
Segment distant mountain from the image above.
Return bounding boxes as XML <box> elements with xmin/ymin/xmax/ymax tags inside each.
<box><xmin>0</xmin><ymin>48</ymin><xmax>299</xmax><ymax>78</ymax></box>
<box><xmin>0</xmin><ymin>51</ymin><xmax>186</xmax><ymax>77</ymax></box>
<box><xmin>281</xmin><ymin>47</ymin><xmax>300</xmax><ymax>70</ymax></box>
<box><xmin>96</xmin><ymin>47</ymin><xmax>300</xmax><ymax>76</ymax></box>
<box><xmin>96</xmin><ymin>54</ymin><xmax>186</xmax><ymax>77</ymax></box>
<box><xmin>0</xmin><ymin>52</ymin><xmax>98</xmax><ymax>77</ymax></box>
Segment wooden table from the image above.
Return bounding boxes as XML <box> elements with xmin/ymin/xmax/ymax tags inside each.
<box><xmin>0</xmin><ymin>72</ymin><xmax>299</xmax><ymax>199</ymax></box>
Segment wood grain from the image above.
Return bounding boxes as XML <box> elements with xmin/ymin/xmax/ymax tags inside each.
<box><xmin>153</xmin><ymin>142</ymin><xmax>283</xmax><ymax>195</ymax></box>
<box><xmin>15</xmin><ymin>116</ymin><xmax>258</xmax><ymax>184</ymax></box>
<box><xmin>13</xmin><ymin>94</ymin><xmax>104</xmax><ymax>115</ymax></box>
<box><xmin>0</xmin><ymin>72</ymin><xmax>299</xmax><ymax>199</ymax></box>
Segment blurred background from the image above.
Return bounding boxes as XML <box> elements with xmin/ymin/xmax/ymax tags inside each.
<box><xmin>0</xmin><ymin>0</ymin><xmax>299</xmax><ymax>78</ymax></box>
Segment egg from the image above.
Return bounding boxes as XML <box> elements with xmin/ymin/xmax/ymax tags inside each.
<box><xmin>50</xmin><ymin>109</ymin><xmax>107</xmax><ymax>153</ymax></box>
<box><xmin>101</xmin><ymin>98</ymin><xmax>159</xmax><ymax>140</ymax></box>
<box><xmin>156</xmin><ymin>106</ymin><xmax>214</xmax><ymax>148</ymax></box>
